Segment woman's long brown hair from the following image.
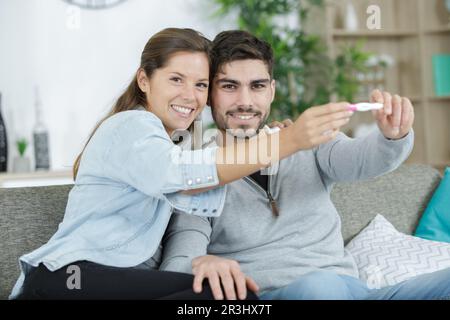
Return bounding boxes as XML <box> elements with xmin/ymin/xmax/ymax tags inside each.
<box><xmin>72</xmin><ymin>28</ymin><xmax>211</xmax><ymax>180</ymax></box>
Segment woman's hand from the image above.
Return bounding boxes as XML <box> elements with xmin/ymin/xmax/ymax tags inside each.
<box><xmin>215</xmin><ymin>102</ymin><xmax>353</xmax><ymax>187</ymax></box>
<box><xmin>192</xmin><ymin>255</ymin><xmax>259</xmax><ymax>300</ymax></box>
<box><xmin>291</xmin><ymin>102</ymin><xmax>354</xmax><ymax>150</ymax></box>
<box><xmin>370</xmin><ymin>89</ymin><xmax>414</xmax><ymax>140</ymax></box>
<box><xmin>268</xmin><ymin>119</ymin><xmax>293</xmax><ymax>129</ymax></box>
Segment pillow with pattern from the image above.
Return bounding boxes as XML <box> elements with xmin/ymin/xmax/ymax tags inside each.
<box><xmin>345</xmin><ymin>214</ymin><xmax>450</xmax><ymax>289</ymax></box>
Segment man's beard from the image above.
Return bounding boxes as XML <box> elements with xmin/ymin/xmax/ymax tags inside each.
<box><xmin>212</xmin><ymin>107</ymin><xmax>268</xmax><ymax>138</ymax></box>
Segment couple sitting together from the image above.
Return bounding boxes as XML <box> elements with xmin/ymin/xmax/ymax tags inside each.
<box><xmin>10</xmin><ymin>27</ymin><xmax>450</xmax><ymax>300</ymax></box>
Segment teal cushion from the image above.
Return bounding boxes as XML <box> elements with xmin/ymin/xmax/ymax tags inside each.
<box><xmin>415</xmin><ymin>167</ymin><xmax>450</xmax><ymax>242</ymax></box>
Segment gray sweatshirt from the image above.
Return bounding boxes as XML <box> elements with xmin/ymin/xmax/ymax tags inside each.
<box><xmin>160</xmin><ymin>128</ymin><xmax>414</xmax><ymax>295</ymax></box>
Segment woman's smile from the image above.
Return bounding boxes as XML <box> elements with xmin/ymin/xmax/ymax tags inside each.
<box><xmin>170</xmin><ymin>104</ymin><xmax>196</xmax><ymax>119</ymax></box>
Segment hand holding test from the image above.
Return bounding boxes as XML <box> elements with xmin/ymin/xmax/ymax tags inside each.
<box><xmin>263</xmin><ymin>125</ymin><xmax>281</xmax><ymax>134</ymax></box>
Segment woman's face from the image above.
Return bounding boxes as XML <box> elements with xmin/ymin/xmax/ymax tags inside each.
<box><xmin>138</xmin><ymin>51</ymin><xmax>209</xmax><ymax>135</ymax></box>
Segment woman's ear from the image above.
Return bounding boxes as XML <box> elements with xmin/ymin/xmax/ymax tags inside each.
<box><xmin>137</xmin><ymin>69</ymin><xmax>149</xmax><ymax>93</ymax></box>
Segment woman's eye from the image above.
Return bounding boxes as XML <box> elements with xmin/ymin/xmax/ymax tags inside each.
<box><xmin>171</xmin><ymin>77</ymin><xmax>182</xmax><ymax>83</ymax></box>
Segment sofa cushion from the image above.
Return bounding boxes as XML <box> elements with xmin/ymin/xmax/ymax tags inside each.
<box><xmin>415</xmin><ymin>167</ymin><xmax>450</xmax><ymax>243</ymax></box>
<box><xmin>0</xmin><ymin>184</ymin><xmax>73</xmax><ymax>299</ymax></box>
<box><xmin>331</xmin><ymin>164</ymin><xmax>441</xmax><ymax>244</ymax></box>
<box><xmin>346</xmin><ymin>214</ymin><xmax>450</xmax><ymax>288</ymax></box>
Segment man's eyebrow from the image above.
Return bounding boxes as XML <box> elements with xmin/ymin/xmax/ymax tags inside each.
<box><xmin>215</xmin><ymin>78</ymin><xmax>241</xmax><ymax>85</ymax></box>
<box><xmin>215</xmin><ymin>78</ymin><xmax>271</xmax><ymax>85</ymax></box>
<box><xmin>251</xmin><ymin>79</ymin><xmax>271</xmax><ymax>84</ymax></box>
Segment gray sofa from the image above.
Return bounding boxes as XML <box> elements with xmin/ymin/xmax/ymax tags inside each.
<box><xmin>0</xmin><ymin>164</ymin><xmax>442</xmax><ymax>299</ymax></box>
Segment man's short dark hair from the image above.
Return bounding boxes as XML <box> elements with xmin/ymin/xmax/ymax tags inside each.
<box><xmin>210</xmin><ymin>30</ymin><xmax>274</xmax><ymax>80</ymax></box>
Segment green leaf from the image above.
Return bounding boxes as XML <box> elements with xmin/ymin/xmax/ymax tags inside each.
<box><xmin>16</xmin><ymin>138</ymin><xmax>28</xmax><ymax>157</ymax></box>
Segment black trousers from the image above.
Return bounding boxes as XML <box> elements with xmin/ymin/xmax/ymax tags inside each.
<box><xmin>16</xmin><ymin>261</ymin><xmax>258</xmax><ymax>300</ymax></box>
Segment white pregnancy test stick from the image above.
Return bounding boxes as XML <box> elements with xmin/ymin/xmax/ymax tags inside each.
<box><xmin>349</xmin><ymin>102</ymin><xmax>383</xmax><ymax>112</ymax></box>
<box><xmin>263</xmin><ymin>125</ymin><xmax>281</xmax><ymax>134</ymax></box>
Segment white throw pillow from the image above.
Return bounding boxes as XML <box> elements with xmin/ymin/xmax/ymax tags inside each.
<box><xmin>345</xmin><ymin>214</ymin><xmax>450</xmax><ymax>289</ymax></box>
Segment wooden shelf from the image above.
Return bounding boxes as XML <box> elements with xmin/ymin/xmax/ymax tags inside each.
<box><xmin>428</xmin><ymin>96</ymin><xmax>450</xmax><ymax>102</ymax></box>
<box><xmin>425</xmin><ymin>26</ymin><xmax>450</xmax><ymax>34</ymax></box>
<box><xmin>332</xmin><ymin>29</ymin><xmax>418</xmax><ymax>38</ymax></box>
<box><xmin>409</xmin><ymin>96</ymin><xmax>422</xmax><ymax>103</ymax></box>
<box><xmin>0</xmin><ymin>170</ymin><xmax>71</xmax><ymax>179</ymax></box>
<box><xmin>0</xmin><ymin>170</ymin><xmax>73</xmax><ymax>188</ymax></box>
<box><xmin>310</xmin><ymin>0</ymin><xmax>450</xmax><ymax>170</ymax></box>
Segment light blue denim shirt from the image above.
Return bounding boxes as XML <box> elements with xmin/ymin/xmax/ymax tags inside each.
<box><xmin>10</xmin><ymin>107</ymin><xmax>226</xmax><ymax>299</ymax></box>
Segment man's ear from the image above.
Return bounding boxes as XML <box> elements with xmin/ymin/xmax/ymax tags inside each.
<box><xmin>270</xmin><ymin>79</ymin><xmax>276</xmax><ymax>103</ymax></box>
<box><xmin>137</xmin><ymin>68</ymin><xmax>149</xmax><ymax>93</ymax></box>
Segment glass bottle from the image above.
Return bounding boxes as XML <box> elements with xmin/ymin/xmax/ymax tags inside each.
<box><xmin>0</xmin><ymin>92</ymin><xmax>8</xmax><ymax>172</ymax></box>
<box><xmin>33</xmin><ymin>87</ymin><xmax>50</xmax><ymax>170</ymax></box>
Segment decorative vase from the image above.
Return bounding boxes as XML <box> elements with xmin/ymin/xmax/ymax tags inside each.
<box><xmin>12</xmin><ymin>156</ymin><xmax>31</xmax><ymax>173</ymax></box>
<box><xmin>344</xmin><ymin>1</ymin><xmax>359</xmax><ymax>31</ymax></box>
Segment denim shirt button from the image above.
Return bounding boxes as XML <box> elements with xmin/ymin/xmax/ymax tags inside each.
<box><xmin>212</xmin><ymin>209</ymin><xmax>217</xmax><ymax>213</ymax></box>
<box><xmin>202</xmin><ymin>209</ymin><xmax>208</xmax><ymax>213</ymax></box>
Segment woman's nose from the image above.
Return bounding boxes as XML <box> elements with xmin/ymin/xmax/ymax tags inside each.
<box><xmin>181</xmin><ymin>85</ymin><xmax>196</xmax><ymax>101</ymax></box>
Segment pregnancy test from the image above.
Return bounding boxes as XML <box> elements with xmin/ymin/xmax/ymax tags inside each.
<box><xmin>348</xmin><ymin>102</ymin><xmax>383</xmax><ymax>112</ymax></box>
<box><xmin>263</xmin><ymin>125</ymin><xmax>281</xmax><ymax>134</ymax></box>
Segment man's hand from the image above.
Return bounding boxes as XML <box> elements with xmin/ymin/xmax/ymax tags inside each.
<box><xmin>370</xmin><ymin>89</ymin><xmax>415</xmax><ymax>140</ymax></box>
<box><xmin>192</xmin><ymin>255</ymin><xmax>259</xmax><ymax>300</ymax></box>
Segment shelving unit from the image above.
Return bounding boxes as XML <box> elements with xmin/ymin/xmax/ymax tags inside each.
<box><xmin>307</xmin><ymin>0</ymin><xmax>450</xmax><ymax>172</ymax></box>
<box><xmin>0</xmin><ymin>170</ymin><xmax>73</xmax><ymax>188</ymax></box>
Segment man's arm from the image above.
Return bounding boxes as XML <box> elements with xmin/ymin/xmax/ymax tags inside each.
<box><xmin>161</xmin><ymin>212</ymin><xmax>259</xmax><ymax>300</ymax></box>
<box><xmin>315</xmin><ymin>90</ymin><xmax>415</xmax><ymax>183</ymax></box>
<box><xmin>315</xmin><ymin>127</ymin><xmax>414</xmax><ymax>183</ymax></box>
<box><xmin>160</xmin><ymin>211</ymin><xmax>212</xmax><ymax>274</ymax></box>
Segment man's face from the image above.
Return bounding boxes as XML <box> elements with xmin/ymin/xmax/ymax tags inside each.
<box><xmin>210</xmin><ymin>59</ymin><xmax>275</xmax><ymax>133</ymax></box>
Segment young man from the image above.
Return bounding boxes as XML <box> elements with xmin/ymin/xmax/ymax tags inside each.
<box><xmin>160</xmin><ymin>30</ymin><xmax>450</xmax><ymax>300</ymax></box>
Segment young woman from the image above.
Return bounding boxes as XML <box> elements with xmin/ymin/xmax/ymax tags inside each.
<box><xmin>10</xmin><ymin>28</ymin><xmax>347</xmax><ymax>300</ymax></box>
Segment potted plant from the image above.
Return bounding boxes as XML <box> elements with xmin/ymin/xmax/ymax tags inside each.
<box><xmin>13</xmin><ymin>138</ymin><xmax>31</xmax><ymax>173</ymax></box>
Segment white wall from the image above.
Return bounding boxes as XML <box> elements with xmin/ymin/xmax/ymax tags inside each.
<box><xmin>0</xmin><ymin>0</ymin><xmax>235</xmax><ymax>171</ymax></box>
